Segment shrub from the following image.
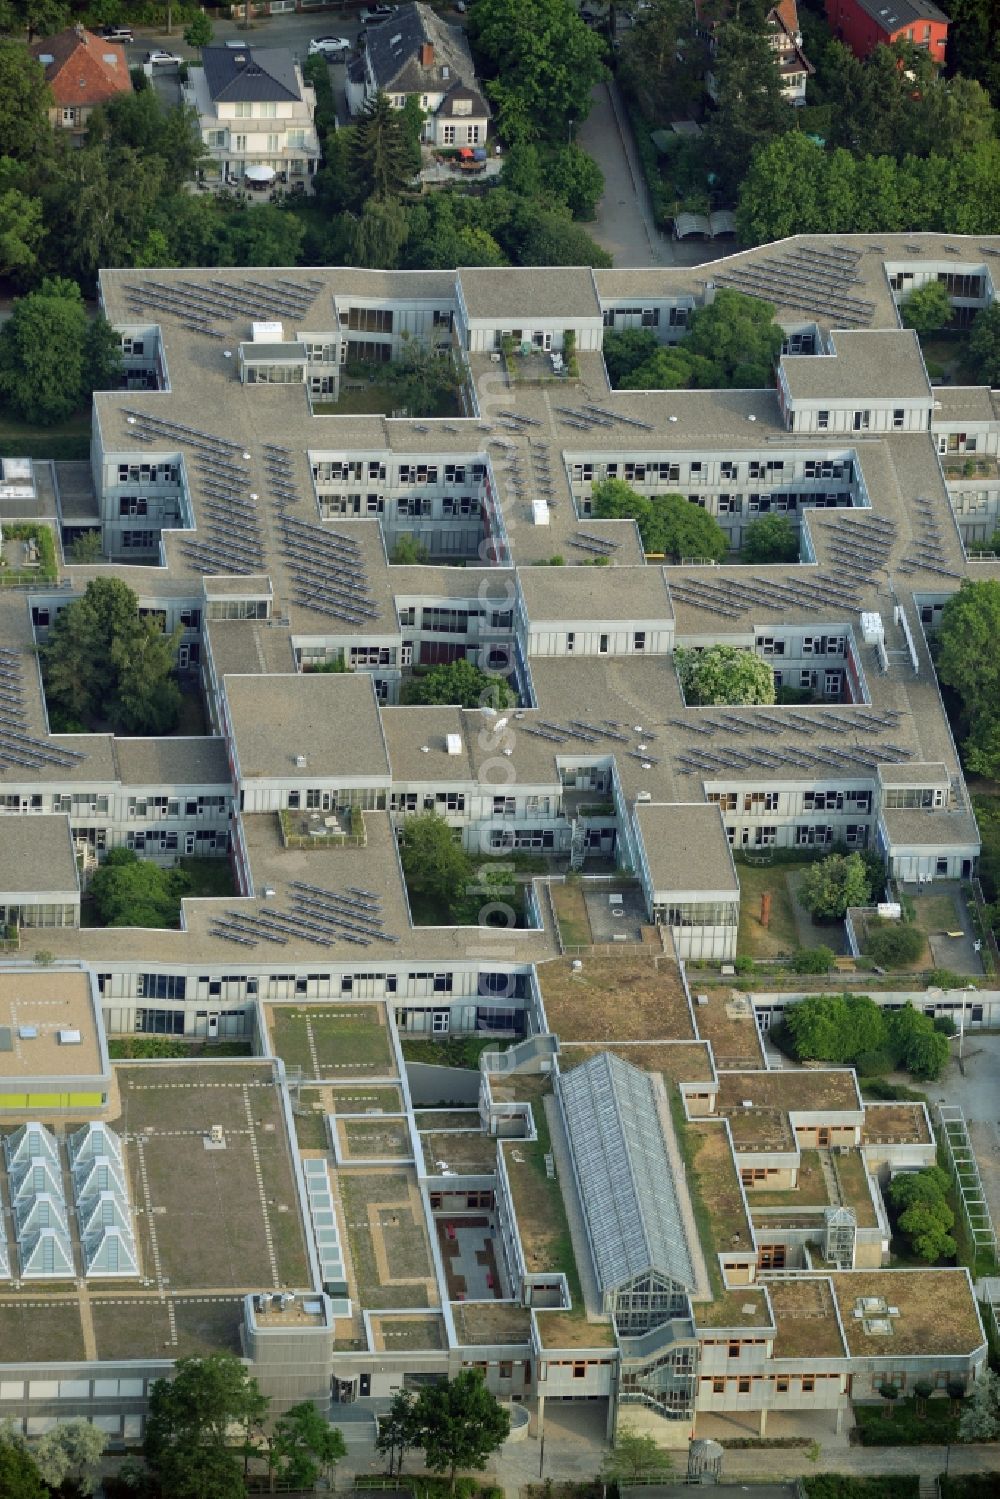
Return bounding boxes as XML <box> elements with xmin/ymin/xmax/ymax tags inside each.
<box><xmin>800</xmin><ymin>852</ymin><xmax>871</xmax><ymax>921</ymax></box>
<box><xmin>865</xmin><ymin>919</ymin><xmax>925</xmax><ymax>967</ymax></box>
<box><xmin>791</xmin><ymin>945</ymin><xmax>834</xmax><ymax>974</ymax></box>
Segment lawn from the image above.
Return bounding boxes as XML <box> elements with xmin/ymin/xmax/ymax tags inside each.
<box><xmin>918</xmin><ymin>329</ymin><xmax>976</xmax><ymax>385</ymax></box>
<box><xmin>267</xmin><ymin>1006</ymin><xmax>395</xmax><ymax>1077</ymax></box>
<box><xmin>0</xmin><ymin>405</ymin><xmax>91</xmax><ymax>460</ymax></box>
<box><xmin>551</xmin><ymin>881</ymin><xmax>593</xmax><ymax>948</ymax></box>
<box><xmin>313</xmin><ymin>381</ymin><xmax>461</xmax><ymax>420</ymax></box>
<box><xmin>338</xmin><ymin>1170</ymin><xmax>436</xmax><ymax>1310</ymax></box>
<box><xmin>178</xmin><ymin>856</ymin><xmax>237</xmax><ymax>900</ymax></box>
<box><xmin>736</xmin><ymin>861</ymin><xmax>800</xmax><ymax>958</ymax></box>
<box><xmin>853</xmin><ymin>1394</ymin><xmax>960</xmax><ymax>1445</ymax></box>
<box><xmin>400</xmin><ymin>1034</ymin><xmax>511</xmax><ymax>1069</ymax></box>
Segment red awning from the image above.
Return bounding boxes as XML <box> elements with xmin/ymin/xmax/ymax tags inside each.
<box><xmin>458</xmin><ymin>146</ymin><xmax>474</xmax><ymax>159</ymax></box>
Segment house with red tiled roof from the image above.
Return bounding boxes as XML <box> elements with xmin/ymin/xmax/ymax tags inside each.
<box><xmin>29</xmin><ymin>24</ymin><xmax>132</xmax><ymax>137</ymax></box>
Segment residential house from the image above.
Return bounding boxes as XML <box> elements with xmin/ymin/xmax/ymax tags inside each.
<box><xmin>29</xmin><ymin>24</ymin><xmax>131</xmax><ymax>137</ymax></box>
<box><xmin>183</xmin><ymin>45</ymin><xmax>321</xmax><ymax>188</ymax></box>
<box><xmin>698</xmin><ymin>0</ymin><xmax>814</xmax><ymax>105</ymax></box>
<box><xmin>825</xmin><ymin>0</ymin><xmax>949</xmax><ymax>63</ymax></box>
<box><xmin>346</xmin><ymin>2</ymin><xmax>490</xmax><ymax>148</ymax></box>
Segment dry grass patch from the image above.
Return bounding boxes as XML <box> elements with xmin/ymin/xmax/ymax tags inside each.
<box><xmin>339</xmin><ymin>1118</ymin><xmax>411</xmax><ymax>1160</ymax></box>
<box><xmin>421</xmin><ymin>1131</ymin><xmax>497</xmax><ymax>1173</ymax></box>
<box><xmin>559</xmin><ymin>1040</ymin><xmax>714</xmax><ymax>1083</ymax></box>
<box><xmin>371</xmin><ymin>1313</ymin><xmax>446</xmax><ymax>1351</ymax></box>
<box><xmin>736</xmin><ymin>863</ymin><xmax>800</xmax><ymax>958</ymax></box>
<box><xmin>769</xmin><ymin>1277</ymin><xmax>846</xmax><ymax>1359</ymax></box>
<box><xmin>693</xmin><ymin>1289</ymin><xmax>773</xmax><ymax>1329</ymax></box>
<box><xmin>688</xmin><ymin>1122</ymin><xmax>751</xmax><ymax>1253</ymax></box>
<box><xmin>747</xmin><ymin>1150</ymin><xmax>830</xmax><ymax>1208</ymax></box>
<box><xmin>862</xmin><ymin>1102</ymin><xmax>930</xmax><ymax>1145</ymax></box>
<box><xmin>534</xmin><ymin>1310</ymin><xmax>616</xmax><ymax>1348</ymax></box>
<box><xmin>0</xmin><ymin>1300</ymin><xmax>85</xmax><ymax>1362</ymax></box>
<box><xmin>538</xmin><ymin>952</ymin><xmax>694</xmax><ymax>1043</ymax></box>
<box><xmin>92</xmin><ymin>1298</ymin><xmax>173</xmax><ymax>1360</ymax></box>
<box><xmin>551</xmin><ymin>881</ymin><xmax>593</xmax><ymax>947</ymax></box>
<box><xmin>693</xmin><ymin>992</ymin><xmax>764</xmax><ymax>1068</ymax></box>
<box><xmin>832</xmin><ymin>1269</ymin><xmax>983</xmax><ymax>1356</ymax></box>
<box><xmin>452</xmin><ymin>1301</ymin><xmax>532</xmax><ymax>1345</ymax></box>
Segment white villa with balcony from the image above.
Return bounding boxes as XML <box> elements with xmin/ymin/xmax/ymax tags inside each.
<box><xmin>183</xmin><ymin>45</ymin><xmax>321</xmax><ymax>188</ymax></box>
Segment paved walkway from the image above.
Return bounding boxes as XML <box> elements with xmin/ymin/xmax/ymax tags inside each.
<box><xmin>576</xmin><ymin>81</ymin><xmax>668</xmax><ymax>266</ymax></box>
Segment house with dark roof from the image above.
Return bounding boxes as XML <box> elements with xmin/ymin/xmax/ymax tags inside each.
<box><xmin>182</xmin><ymin>45</ymin><xmax>321</xmax><ymax>188</ymax></box>
<box><xmin>347</xmin><ymin>2</ymin><xmax>489</xmax><ymax>149</ymax></box>
<box><xmin>825</xmin><ymin>0</ymin><xmax>949</xmax><ymax>63</ymax></box>
<box><xmin>29</xmin><ymin>24</ymin><xmax>131</xmax><ymax>138</ymax></box>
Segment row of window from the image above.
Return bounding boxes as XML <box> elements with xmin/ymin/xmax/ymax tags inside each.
<box><xmin>728</xmin><ymin>824</ymin><xmax>868</xmax><ymax>848</ymax></box>
<box><xmin>116</xmin><ymin>463</ymin><xmax>178</xmax><ymax>484</ymax></box>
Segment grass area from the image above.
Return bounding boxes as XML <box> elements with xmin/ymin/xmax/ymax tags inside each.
<box><xmin>688</xmin><ymin>1121</ymin><xmax>751</xmax><ymax>1254</ymax></box>
<box><xmin>693</xmin><ymin>1287</ymin><xmax>772</xmax><ymax>1329</ymax></box>
<box><xmin>177</xmin><ymin>856</ymin><xmax>236</xmax><ymax>899</ymax></box>
<box><xmin>338</xmin><ymin>1170</ymin><xmax>435</xmax><ymax>1310</ymax></box>
<box><xmin>804</xmin><ymin>1478</ymin><xmax>919</xmax><ymax>1499</ymax></box>
<box><xmin>558</xmin><ymin>1039</ymin><xmax>715</xmax><ymax>1083</ymax></box>
<box><xmin>421</xmin><ymin>1131</ymin><xmax>497</xmax><ymax>1173</ymax></box>
<box><xmin>116</xmin><ymin>1063</ymin><xmax>308</xmax><ymax>1292</ymax></box>
<box><xmin>853</xmin><ymin>1394</ymin><xmax>959</xmax><ymax>1445</ymax></box>
<box><xmin>0</xmin><ymin>405</ymin><xmax>90</xmax><ymax>460</ymax></box>
<box><xmin>313</xmin><ymin>380</ymin><xmax>461</xmax><ymax>419</ymax></box>
<box><xmin>293</xmin><ymin>1108</ymin><xmax>330</xmax><ymax>1152</ymax></box>
<box><xmin>0</xmin><ymin>522</ymin><xmax>58</xmax><ymax>586</ymax></box>
<box><xmin>537</xmin><ymin>952</ymin><xmax>694</xmax><ymax>1043</ymax></box>
<box><xmin>918</xmin><ymin>328</ymin><xmax>975</xmax><ymax>385</ymax></box>
<box><xmin>736</xmin><ymin>861</ymin><xmax>800</xmax><ymax>958</ymax></box>
<box><xmin>0</xmin><ymin>1301</ymin><xmax>85</xmax><ymax>1361</ymax></box>
<box><xmin>267</xmin><ymin>1006</ymin><xmax>394</xmax><ymax>1077</ymax></box>
<box><xmin>668</xmin><ymin>1086</ymin><xmax>723</xmax><ymax>1300</ymax></box>
<box><xmin>108</xmin><ymin>1036</ymin><xmax>251</xmax><ymax>1059</ymax></box>
<box><xmin>401</xmin><ymin>1034</ymin><xmax>511</xmax><ymax>1069</ymax></box>
<box><xmin>747</xmin><ymin>1150</ymin><xmax>831</xmax><ymax>1208</ymax></box>
<box><xmin>551</xmin><ymin>881</ymin><xmax>593</xmax><ymax>948</ymax></box>
<box><xmin>451</xmin><ymin>1301</ymin><xmax>533</xmax><ymax>1345</ymax></box>
<box><xmin>328</xmin><ymin>1085</ymin><xmax>403</xmax><ymax>1113</ymax></box>
<box><xmin>832</xmin><ymin>1148</ymin><xmax>877</xmax><ymax>1227</ymax></box>
<box><xmin>339</xmin><ymin>1118</ymin><xmax>411</xmax><ymax>1160</ymax></box>
<box><xmin>371</xmin><ymin>1312</ymin><xmax>447</xmax><ymax>1352</ymax></box>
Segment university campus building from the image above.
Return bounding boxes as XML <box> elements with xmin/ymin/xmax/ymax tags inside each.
<box><xmin>0</xmin><ymin>234</ymin><xmax>998</xmax><ymax>1450</ymax></box>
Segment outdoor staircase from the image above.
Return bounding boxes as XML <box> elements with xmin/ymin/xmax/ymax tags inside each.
<box><xmin>568</xmin><ymin>817</ymin><xmax>586</xmax><ymax>871</ymax></box>
<box><xmin>919</xmin><ymin>1474</ymin><xmax>940</xmax><ymax>1499</ymax></box>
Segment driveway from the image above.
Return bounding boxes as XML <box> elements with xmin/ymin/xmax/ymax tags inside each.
<box><xmin>576</xmin><ymin>80</ymin><xmax>733</xmax><ymax>269</ymax></box>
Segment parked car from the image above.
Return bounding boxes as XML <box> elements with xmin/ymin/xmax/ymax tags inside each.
<box><xmin>145</xmin><ymin>49</ymin><xmax>183</xmax><ymax>68</ymax></box>
<box><xmin>308</xmin><ymin>35</ymin><xmax>350</xmax><ymax>56</ymax></box>
<box><xmin>360</xmin><ymin>5</ymin><xmax>397</xmax><ymax>24</ymax></box>
<box><xmin>98</xmin><ymin>24</ymin><xmax>133</xmax><ymax>41</ymax></box>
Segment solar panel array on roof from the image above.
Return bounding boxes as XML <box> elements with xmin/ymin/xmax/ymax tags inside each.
<box><xmin>559</xmin><ymin>1051</ymin><xmax>696</xmax><ymax>1297</ymax></box>
<box><xmin>0</xmin><ymin>648</ymin><xmax>85</xmax><ymax>772</ymax></box>
<box><xmin>212</xmin><ymin>881</ymin><xmax>396</xmax><ymax>949</ymax></box>
<box><xmin>277</xmin><ymin>515</ymin><xmax>377</xmax><ymax>624</ymax></box>
<box><xmin>713</xmin><ymin>245</ymin><xmax>875</xmax><ymax>327</ymax></box>
<box><xmin>122</xmin><ymin>275</ymin><xmax>320</xmax><ymax>338</ymax></box>
<box><xmin>668</xmin><ymin>569</ymin><xmax>862</xmax><ymax>620</ymax></box>
<box><xmin>896</xmin><ymin>495</ymin><xmax>962</xmax><ymax>581</ymax></box>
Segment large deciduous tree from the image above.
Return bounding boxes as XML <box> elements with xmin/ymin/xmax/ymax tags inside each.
<box><xmin>619</xmin><ymin>0</ymin><xmax>695</xmax><ymax>123</ymax></box>
<box><xmin>741</xmin><ymin>514</ymin><xmax>799</xmax><ymax>565</ymax></box>
<box><xmin>145</xmin><ymin>1354</ymin><xmax>268</xmax><ymax>1499</ymax></box>
<box><xmin>0</xmin><ymin>1427</ymin><xmax>45</xmax><ymax>1499</ymax></box>
<box><xmin>0</xmin><ymin>277</ymin><xmax>121</xmax><ymax>425</ymax></box>
<box><xmin>900</xmin><ymin>280</ymin><xmax>953</xmax><ymax>335</ymax></box>
<box><xmin>88</xmin><ymin>849</ymin><xmax>192</xmax><ymax>929</ymax></box>
<box><xmin>34</xmin><ymin>1419</ymin><xmax>105</xmax><ymax>1496</ymax></box>
<box><xmin>401</xmin><ymin>659</ymin><xmax>514</xmax><ymax>709</ymax></box>
<box><xmin>469</xmin><ymin>0</ymin><xmax>606</xmax><ymax>146</ymax></box>
<box><xmin>41</xmin><ymin>577</ymin><xmax>182</xmax><ymax>734</ymax></box>
<box><xmin>799</xmin><ymin>852</ymin><xmax>872</xmax><ymax>921</ymax></box>
<box><xmin>601</xmin><ymin>1423</ymin><xmax>674</xmax><ymax>1485</ymax></box>
<box><xmin>968</xmin><ymin>304</ymin><xmax>1000</xmax><ymax>388</ymax></box>
<box><xmin>703</xmin><ymin>20</ymin><xmax>792</xmax><ymax>195</ymax></box>
<box><xmin>271</xmin><ymin>1403</ymin><xmax>346</xmax><ymax>1490</ymax></box>
<box><xmin>0</xmin><ymin>40</ymin><xmax>52</xmax><ymax>160</ymax></box>
<box><xmin>591</xmin><ymin>480</ymin><xmax>729</xmax><ymax>561</ymax></box>
<box><xmin>411</xmin><ymin>1370</ymin><xmax>510</xmax><ymax>1493</ymax></box>
<box><xmin>888</xmin><ymin>1166</ymin><xmax>956</xmax><ymax>1261</ymax></box>
<box><xmin>937</xmin><ymin>580</ymin><xmax>1000</xmax><ymax>777</ymax></box>
<box><xmin>399</xmin><ymin>812</ymin><xmax>475</xmax><ymax>914</ymax></box>
<box><xmin>675</xmin><ymin>645</ymin><xmax>776</xmax><ymax>707</ymax></box>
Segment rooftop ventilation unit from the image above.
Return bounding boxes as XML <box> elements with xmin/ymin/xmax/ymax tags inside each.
<box><xmin>18</xmin><ymin>1027</ymin><xmax>38</xmax><ymax>1040</ymax></box>
<box><xmin>295</xmin><ymin>754</ymin><xmax>307</xmax><ymax>768</ymax></box>
<box><xmin>445</xmin><ymin>733</ymin><xmax>462</xmax><ymax>755</ymax></box>
<box><xmin>58</xmin><ymin>1030</ymin><xmax>82</xmax><ymax>1046</ymax></box>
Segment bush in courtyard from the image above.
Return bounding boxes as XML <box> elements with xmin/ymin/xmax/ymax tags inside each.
<box><xmin>800</xmin><ymin>852</ymin><xmax>871</xmax><ymax>921</ymax></box>
<box><xmin>675</xmin><ymin>645</ymin><xmax>776</xmax><ymax>706</ymax></box>
<box><xmin>888</xmin><ymin>1166</ymin><xmax>956</xmax><ymax>1262</ymax></box>
<box><xmin>865</xmin><ymin>918</ymin><xmax>925</xmax><ymax>968</ymax></box>
<box><xmin>791</xmin><ymin>945</ymin><xmax>835</xmax><ymax>974</ymax></box>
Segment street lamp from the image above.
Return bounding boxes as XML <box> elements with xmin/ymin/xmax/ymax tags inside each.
<box><xmin>568</xmin><ymin>118</ymin><xmax>574</xmax><ymax>145</ymax></box>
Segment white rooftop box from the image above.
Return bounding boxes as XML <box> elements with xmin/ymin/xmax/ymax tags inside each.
<box><xmin>532</xmin><ymin>499</ymin><xmax>550</xmax><ymax>526</ymax></box>
<box><xmin>251</xmin><ymin>321</ymin><xmax>283</xmax><ymax>343</ymax></box>
<box><xmin>58</xmin><ymin>1029</ymin><xmax>82</xmax><ymax>1046</ymax></box>
<box><xmin>860</xmin><ymin>611</ymin><xmax>884</xmax><ymax>645</ymax></box>
<box><xmin>445</xmin><ymin>733</ymin><xmax>462</xmax><ymax>756</ymax></box>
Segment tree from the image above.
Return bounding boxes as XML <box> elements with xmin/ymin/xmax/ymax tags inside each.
<box><xmin>42</xmin><ymin>577</ymin><xmax>182</xmax><ymax>734</ymax></box>
<box><xmin>968</xmin><ymin>303</ymin><xmax>1000</xmax><ymax>387</ymax></box>
<box><xmin>619</xmin><ymin>0</ymin><xmax>696</xmax><ymax>122</ymax></box>
<box><xmin>675</xmin><ymin>645</ymin><xmax>776</xmax><ymax>707</ymax></box>
<box><xmin>34</xmin><ymin>1418</ymin><xmax>106</xmax><ymax>1496</ymax></box>
<box><xmin>590</xmin><ymin>481</ymin><xmax>729</xmax><ymax>561</ymax></box>
<box><xmin>506</xmin><ymin>203</ymin><xmax>611</xmax><ymax>267</ymax></box>
<box><xmin>603</xmin><ymin>328</ymin><xmax>659</xmax><ymax>386</ymax></box>
<box><xmin>272</xmin><ymin>1403</ymin><xmax>345</xmax><ymax>1490</ymax></box>
<box><xmin>391</xmin><ymin>536</ymin><xmax>430</xmax><ymax>564</ymax></box>
<box><xmin>937</xmin><ymin>580</ymin><xmax>1000</xmax><ymax>776</ymax></box>
<box><xmin>704</xmin><ymin>19</ymin><xmax>793</xmax><ymax>195</ymax></box>
<box><xmin>401</xmin><ymin>659</ymin><xmax>514</xmax><ymax>709</ymax></box>
<box><xmin>0</xmin><ymin>42</ymin><xmax>52</xmax><ymax>162</ymax></box>
<box><xmin>959</xmin><ymin>1369</ymin><xmax>1000</xmax><ymax>1442</ymax></box>
<box><xmin>69</xmin><ymin>529</ymin><xmax>104</xmax><ymax>563</ymax></box>
<box><xmin>901</xmin><ymin>279</ymin><xmax>953</xmax><ymax>335</ymax></box>
<box><xmin>88</xmin><ymin>848</ymin><xmax>192</xmax><ymax>929</ymax></box>
<box><xmin>785</xmin><ymin>992</ymin><xmax>885</xmax><ymax>1065</ymax></box>
<box><xmin>0</xmin><ymin>278</ymin><xmax>120</xmax><ymax>425</ymax></box>
<box><xmin>0</xmin><ymin>186</ymin><xmax>44</xmax><ymax>284</ymax></box>
<box><xmin>411</xmin><ymin>1370</ymin><xmax>510</xmax><ymax>1493</ymax></box>
<box><xmin>217</xmin><ymin>204</ymin><xmax>305</xmax><ymax>268</ymax></box>
<box><xmin>145</xmin><ymin>1354</ymin><xmax>269</xmax><ymax>1499</ymax></box>
<box><xmin>547</xmin><ymin>144</ymin><xmax>604</xmax><ymax>220</ymax></box>
<box><xmin>888</xmin><ymin>1003</ymin><xmax>951</xmax><ymax>1079</ymax></box>
<box><xmin>376</xmin><ymin>1390</ymin><xmax>418</xmax><ymax>1478</ymax></box>
<box><xmin>184</xmin><ymin>11</ymin><xmax>214</xmax><ymax>48</ymax></box>
<box><xmin>353</xmin><ymin>92</ymin><xmax>413</xmax><ymax>201</ymax></box>
<box><xmin>684</xmin><ymin>288</ymin><xmax>784</xmax><ymax>389</ymax></box>
<box><xmin>889</xmin><ymin>1166</ymin><xmax>956</xmax><ymax>1262</ymax></box>
<box><xmin>865</xmin><ymin>919</ymin><xmax>926</xmax><ymax>969</ymax></box>
<box><xmin>351</xmin><ymin>194</ymin><xmax>410</xmax><ymax>269</ymax></box>
<box><xmin>791</xmin><ymin>945</ymin><xmax>835</xmax><ymax>975</ymax></box>
<box><xmin>469</xmin><ymin>0</ymin><xmax>606</xmax><ymax>146</ymax></box>
<box><xmin>601</xmin><ymin>1423</ymin><xmax>674</xmax><ymax>1485</ymax></box>
<box><xmin>42</xmin><ymin>144</ymin><xmax>166</xmax><ymax>286</ymax></box>
<box><xmin>0</xmin><ymin>1426</ymin><xmax>45</xmax><ymax>1499</ymax></box>
<box><xmin>742</xmin><ymin>514</ymin><xmax>799</xmax><ymax>564</ymax></box>
<box><xmin>399</xmin><ymin>812</ymin><xmax>475</xmax><ymax>913</ymax></box>
<box><xmin>800</xmin><ymin>852</ymin><xmax>872</xmax><ymax>921</ymax></box>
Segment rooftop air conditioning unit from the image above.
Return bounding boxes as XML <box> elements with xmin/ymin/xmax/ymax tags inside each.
<box><xmin>58</xmin><ymin>1029</ymin><xmax>82</xmax><ymax>1046</ymax></box>
<box><xmin>696</xmin><ymin>993</ymin><xmax>708</xmax><ymax>1006</ymax></box>
<box><xmin>742</xmin><ymin>1100</ymin><xmax>754</xmax><ymax>1109</ymax></box>
<box><xmin>445</xmin><ymin>733</ymin><xmax>462</xmax><ymax>755</ymax></box>
<box><xmin>18</xmin><ymin>1026</ymin><xmax>38</xmax><ymax>1039</ymax></box>
<box><xmin>294</xmin><ymin>754</ymin><xmax>307</xmax><ymax>768</ymax></box>
<box><xmin>636</xmin><ymin>790</ymin><xmax>652</xmax><ymax>802</ymax></box>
